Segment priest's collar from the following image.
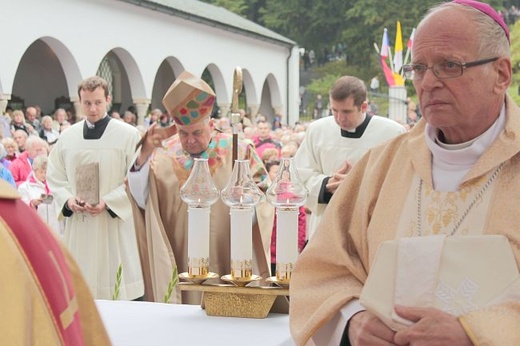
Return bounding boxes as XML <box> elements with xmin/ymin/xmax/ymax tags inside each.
<box><xmin>425</xmin><ymin>102</ymin><xmax>506</xmax><ymax>165</ymax></box>
<box><xmin>85</xmin><ymin>114</ymin><xmax>108</xmax><ymax>129</ymax></box>
<box><xmin>340</xmin><ymin>114</ymin><xmax>372</xmax><ymax>138</ymax></box>
<box><xmin>83</xmin><ymin>114</ymin><xmax>111</xmax><ymax>140</ymax></box>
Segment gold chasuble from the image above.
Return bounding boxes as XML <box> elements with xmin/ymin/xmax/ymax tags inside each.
<box><xmin>290</xmin><ymin>95</ymin><xmax>520</xmax><ymax>345</ymax></box>
<box><xmin>0</xmin><ymin>180</ymin><xmax>110</xmax><ymax>345</ymax></box>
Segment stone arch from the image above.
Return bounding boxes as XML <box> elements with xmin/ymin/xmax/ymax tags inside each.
<box><xmin>39</xmin><ymin>37</ymin><xmax>82</xmax><ymax>99</ymax></box>
<box><xmin>10</xmin><ymin>37</ymin><xmax>81</xmax><ymax>114</ymax></box>
<box><xmin>257</xmin><ymin>73</ymin><xmax>283</xmax><ymax>121</ymax></box>
<box><xmin>265</xmin><ymin>73</ymin><xmax>283</xmax><ymax>109</ymax></box>
<box><xmin>204</xmin><ymin>64</ymin><xmax>228</xmax><ymax>118</ymax></box>
<box><xmin>204</xmin><ymin>64</ymin><xmax>228</xmax><ymax>104</ymax></box>
<box><xmin>240</xmin><ymin>68</ymin><xmax>258</xmax><ymax>118</ymax></box>
<box><xmin>151</xmin><ymin>57</ymin><xmax>185</xmax><ymax>111</ymax></box>
<box><xmin>109</xmin><ymin>47</ymin><xmax>146</xmax><ymax>100</ymax></box>
<box><xmin>96</xmin><ymin>48</ymin><xmax>147</xmax><ymax>123</ymax></box>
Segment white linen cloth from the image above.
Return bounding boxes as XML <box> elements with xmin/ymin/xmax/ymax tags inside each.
<box><xmin>360</xmin><ymin>235</ymin><xmax>520</xmax><ymax>331</ymax></box>
<box><xmin>96</xmin><ymin>300</ymin><xmax>294</xmax><ymax>346</ymax></box>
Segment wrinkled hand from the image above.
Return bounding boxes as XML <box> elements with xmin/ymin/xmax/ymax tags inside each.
<box><xmin>348</xmin><ymin>311</ymin><xmax>397</xmax><ymax>346</ymax></box>
<box><xmin>136</xmin><ymin>123</ymin><xmax>177</xmax><ymax>166</ymax></box>
<box><xmin>325</xmin><ymin>160</ymin><xmax>353</xmax><ymax>194</ymax></box>
<box><xmin>393</xmin><ymin>305</ymin><xmax>473</xmax><ymax>346</ymax></box>
<box><xmin>67</xmin><ymin>196</ymin><xmax>86</xmax><ymax>213</ymax></box>
<box><xmin>84</xmin><ymin>200</ymin><xmax>106</xmax><ymax>217</ymax></box>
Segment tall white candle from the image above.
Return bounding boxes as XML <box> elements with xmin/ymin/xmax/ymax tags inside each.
<box><xmin>230</xmin><ymin>208</ymin><xmax>253</xmax><ymax>278</ymax></box>
<box><xmin>230</xmin><ymin>207</ymin><xmax>253</xmax><ymax>262</ymax></box>
<box><xmin>276</xmin><ymin>208</ymin><xmax>299</xmax><ymax>264</ymax></box>
<box><xmin>187</xmin><ymin>207</ymin><xmax>210</xmax><ymax>274</ymax></box>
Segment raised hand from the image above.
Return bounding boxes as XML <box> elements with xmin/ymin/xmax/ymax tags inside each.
<box><xmin>325</xmin><ymin>160</ymin><xmax>353</xmax><ymax>194</ymax></box>
<box><xmin>135</xmin><ymin>122</ymin><xmax>177</xmax><ymax>166</ymax></box>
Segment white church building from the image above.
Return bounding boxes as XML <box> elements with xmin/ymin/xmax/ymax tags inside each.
<box><xmin>0</xmin><ymin>0</ymin><xmax>300</xmax><ymax>126</ymax></box>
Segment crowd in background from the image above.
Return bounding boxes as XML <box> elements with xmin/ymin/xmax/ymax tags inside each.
<box><xmin>0</xmin><ymin>100</ymin><xmax>415</xmax><ymax>253</ymax></box>
<box><xmin>0</xmin><ymin>103</ymin><xmax>310</xmax><ymax>236</ymax></box>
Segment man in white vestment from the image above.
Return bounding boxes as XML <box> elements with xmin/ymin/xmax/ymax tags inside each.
<box><xmin>293</xmin><ymin>75</ymin><xmax>405</xmax><ymax>239</ymax></box>
<box><xmin>47</xmin><ymin>76</ymin><xmax>144</xmax><ymax>300</ymax></box>
<box><xmin>290</xmin><ymin>1</ymin><xmax>520</xmax><ymax>345</ymax></box>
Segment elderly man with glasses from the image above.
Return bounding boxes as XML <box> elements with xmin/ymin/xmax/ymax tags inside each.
<box><xmin>289</xmin><ymin>1</ymin><xmax>520</xmax><ymax>345</ymax></box>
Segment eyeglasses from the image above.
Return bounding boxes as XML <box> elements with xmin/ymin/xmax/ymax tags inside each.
<box><xmin>403</xmin><ymin>57</ymin><xmax>499</xmax><ymax>80</ymax></box>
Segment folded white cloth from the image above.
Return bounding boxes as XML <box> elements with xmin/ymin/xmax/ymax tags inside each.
<box><xmin>360</xmin><ymin>235</ymin><xmax>519</xmax><ymax>331</ymax></box>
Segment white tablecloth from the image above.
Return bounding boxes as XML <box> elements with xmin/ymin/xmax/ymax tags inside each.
<box><xmin>96</xmin><ymin>300</ymin><xmax>294</xmax><ymax>346</ymax></box>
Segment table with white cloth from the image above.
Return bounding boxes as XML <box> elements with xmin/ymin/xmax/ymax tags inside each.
<box><xmin>96</xmin><ymin>300</ymin><xmax>294</xmax><ymax>346</ymax></box>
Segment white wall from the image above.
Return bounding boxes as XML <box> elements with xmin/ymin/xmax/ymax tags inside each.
<box><xmin>0</xmin><ymin>0</ymin><xmax>299</xmax><ymax>122</ymax></box>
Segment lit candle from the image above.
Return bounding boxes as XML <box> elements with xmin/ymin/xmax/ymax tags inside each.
<box><xmin>187</xmin><ymin>206</ymin><xmax>211</xmax><ymax>276</ymax></box>
<box><xmin>266</xmin><ymin>158</ymin><xmax>308</xmax><ymax>282</ymax></box>
<box><xmin>230</xmin><ymin>207</ymin><xmax>253</xmax><ymax>278</ymax></box>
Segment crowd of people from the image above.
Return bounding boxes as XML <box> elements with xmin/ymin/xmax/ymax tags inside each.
<box><xmin>0</xmin><ymin>107</ymin><xmax>76</xmax><ymax>232</ymax></box>
<box><xmin>0</xmin><ymin>92</ymin><xmax>311</xmax><ymax>217</ymax></box>
<box><xmin>0</xmin><ymin>71</ymin><xmax>405</xmax><ymax>295</ymax></box>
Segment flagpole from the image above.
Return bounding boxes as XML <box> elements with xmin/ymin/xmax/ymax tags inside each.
<box><xmin>374</xmin><ymin>42</ymin><xmax>380</xmax><ymax>55</ymax></box>
<box><xmin>403</xmin><ymin>28</ymin><xmax>416</xmax><ymax>70</ymax></box>
<box><xmin>393</xmin><ymin>21</ymin><xmax>403</xmax><ymax>73</ymax></box>
<box><xmin>403</xmin><ymin>49</ymin><xmax>411</xmax><ymax>72</ymax></box>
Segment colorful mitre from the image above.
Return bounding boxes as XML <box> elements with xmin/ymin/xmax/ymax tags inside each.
<box><xmin>162</xmin><ymin>71</ymin><xmax>216</xmax><ymax>126</ymax></box>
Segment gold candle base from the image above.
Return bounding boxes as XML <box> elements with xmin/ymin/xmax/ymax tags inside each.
<box><xmin>230</xmin><ymin>259</ymin><xmax>253</xmax><ymax>280</ymax></box>
<box><xmin>266</xmin><ymin>276</ymin><xmax>290</xmax><ymax>288</ymax></box>
<box><xmin>221</xmin><ymin>274</ymin><xmax>261</xmax><ymax>287</ymax></box>
<box><xmin>179</xmin><ymin>283</ymin><xmax>289</xmax><ymax>318</ymax></box>
<box><xmin>179</xmin><ymin>272</ymin><xmax>219</xmax><ymax>285</ymax></box>
<box><xmin>275</xmin><ymin>262</ymin><xmax>294</xmax><ymax>281</ymax></box>
<box><xmin>188</xmin><ymin>257</ymin><xmax>210</xmax><ymax>277</ymax></box>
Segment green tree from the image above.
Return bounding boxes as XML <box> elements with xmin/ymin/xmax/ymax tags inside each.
<box><xmin>261</xmin><ymin>0</ymin><xmax>353</xmax><ymax>64</ymax></box>
<box><xmin>202</xmin><ymin>0</ymin><xmax>506</xmax><ymax>71</ymax></box>
<box><xmin>243</xmin><ymin>0</ymin><xmax>266</xmax><ymax>24</ymax></box>
<box><xmin>200</xmin><ymin>0</ymin><xmax>248</xmax><ymax>15</ymax></box>
<box><xmin>201</xmin><ymin>0</ymin><xmax>512</xmax><ymax>97</ymax></box>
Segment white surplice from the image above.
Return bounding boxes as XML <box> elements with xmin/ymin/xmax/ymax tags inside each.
<box><xmin>47</xmin><ymin>119</ymin><xmax>144</xmax><ymax>300</ymax></box>
<box><xmin>293</xmin><ymin>115</ymin><xmax>405</xmax><ymax>238</ymax></box>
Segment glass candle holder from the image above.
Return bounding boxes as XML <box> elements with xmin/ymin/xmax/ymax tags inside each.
<box><xmin>180</xmin><ymin>158</ymin><xmax>219</xmax><ymax>277</ymax></box>
<box><xmin>221</xmin><ymin>159</ymin><xmax>264</xmax><ymax>279</ymax></box>
<box><xmin>266</xmin><ymin>157</ymin><xmax>307</xmax><ymax>281</ymax></box>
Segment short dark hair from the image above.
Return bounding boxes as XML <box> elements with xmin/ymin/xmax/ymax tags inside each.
<box><xmin>329</xmin><ymin>76</ymin><xmax>367</xmax><ymax>108</ymax></box>
<box><xmin>265</xmin><ymin>159</ymin><xmax>280</xmax><ymax>174</ymax></box>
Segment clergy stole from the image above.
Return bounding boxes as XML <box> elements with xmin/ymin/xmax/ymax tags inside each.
<box><xmin>0</xmin><ymin>198</ymin><xmax>84</xmax><ymax>345</ymax></box>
